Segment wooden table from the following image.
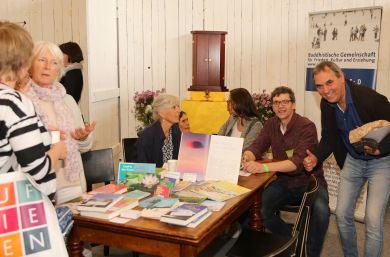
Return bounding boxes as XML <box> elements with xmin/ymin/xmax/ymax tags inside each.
<box><xmin>68</xmin><ymin>172</ymin><xmax>276</xmax><ymax>257</ymax></box>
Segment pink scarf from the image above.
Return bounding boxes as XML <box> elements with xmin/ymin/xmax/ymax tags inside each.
<box><xmin>26</xmin><ymin>82</ymin><xmax>80</xmax><ymax>182</ymax></box>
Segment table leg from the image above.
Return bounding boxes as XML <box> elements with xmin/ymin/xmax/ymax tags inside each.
<box><xmin>249</xmin><ymin>189</ymin><xmax>263</xmax><ymax>231</ymax></box>
<box><xmin>67</xmin><ymin>227</ymin><xmax>83</xmax><ymax>257</ymax></box>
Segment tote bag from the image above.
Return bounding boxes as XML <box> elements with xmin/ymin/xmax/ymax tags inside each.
<box><xmin>0</xmin><ymin>171</ymin><xmax>68</xmax><ymax>257</ymax></box>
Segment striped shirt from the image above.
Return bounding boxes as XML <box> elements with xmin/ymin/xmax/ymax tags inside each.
<box><xmin>0</xmin><ymin>84</ymin><xmax>56</xmax><ymax>200</ymax></box>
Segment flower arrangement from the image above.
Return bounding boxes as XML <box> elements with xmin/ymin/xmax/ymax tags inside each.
<box><xmin>252</xmin><ymin>90</ymin><xmax>275</xmax><ymax>125</ymax></box>
<box><xmin>133</xmin><ymin>88</ymin><xmax>165</xmax><ymax>132</ymax></box>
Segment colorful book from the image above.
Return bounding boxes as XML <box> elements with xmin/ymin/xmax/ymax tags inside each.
<box><xmin>117</xmin><ymin>162</ymin><xmax>156</xmax><ymax>185</ymax></box>
<box><xmin>79</xmin><ymin>197</ymin><xmax>138</xmax><ymax>220</ymax></box>
<box><xmin>160</xmin><ymin>203</ymin><xmax>208</xmax><ymax>226</ymax></box>
<box><xmin>77</xmin><ymin>193</ymin><xmax>123</xmax><ymax>212</ymax></box>
<box><xmin>190</xmin><ymin>180</ymin><xmax>250</xmax><ymax>201</ymax></box>
<box><xmin>141</xmin><ymin>208</ymin><xmax>173</xmax><ymax>220</ymax></box>
<box><xmin>88</xmin><ymin>184</ymin><xmax>128</xmax><ymax>195</ymax></box>
<box><xmin>124</xmin><ymin>190</ymin><xmax>151</xmax><ymax>200</ymax></box>
<box><xmin>154</xmin><ymin>184</ymin><xmax>171</xmax><ymax>198</ymax></box>
<box><xmin>173</xmin><ymin>181</ymin><xmax>192</xmax><ymax>191</ymax></box>
<box><xmin>201</xmin><ymin>200</ymin><xmax>226</xmax><ymax>211</ymax></box>
<box><xmin>173</xmin><ymin>190</ymin><xmax>207</xmax><ymax>203</ymax></box>
<box><xmin>139</xmin><ymin>196</ymin><xmax>179</xmax><ymax>208</ymax></box>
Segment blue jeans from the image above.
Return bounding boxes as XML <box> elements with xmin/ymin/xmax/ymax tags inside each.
<box><xmin>261</xmin><ymin>179</ymin><xmax>330</xmax><ymax>257</ymax></box>
<box><xmin>335</xmin><ymin>154</ymin><xmax>390</xmax><ymax>257</ymax></box>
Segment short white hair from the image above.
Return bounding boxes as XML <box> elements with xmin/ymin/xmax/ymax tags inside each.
<box><xmin>152</xmin><ymin>94</ymin><xmax>179</xmax><ymax>121</ymax></box>
<box><xmin>32</xmin><ymin>41</ymin><xmax>64</xmax><ymax>80</ymax></box>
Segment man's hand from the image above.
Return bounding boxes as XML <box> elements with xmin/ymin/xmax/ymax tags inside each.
<box><xmin>363</xmin><ymin>145</ymin><xmax>381</xmax><ymax>156</ymax></box>
<box><xmin>303</xmin><ymin>149</ymin><xmax>318</xmax><ymax>172</ymax></box>
<box><xmin>243</xmin><ymin>161</ymin><xmax>263</xmax><ymax>173</ymax></box>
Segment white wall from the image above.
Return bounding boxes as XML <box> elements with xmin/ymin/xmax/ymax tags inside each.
<box><xmin>118</xmin><ymin>0</ymin><xmax>390</xmax><ymax>138</ymax></box>
<box><xmin>2</xmin><ymin>0</ymin><xmax>390</xmax><ymax>144</ymax></box>
<box><xmin>0</xmin><ymin>0</ymin><xmax>90</xmax><ymax>123</ymax></box>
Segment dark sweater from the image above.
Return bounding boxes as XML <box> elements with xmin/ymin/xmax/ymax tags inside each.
<box><xmin>136</xmin><ymin>121</ymin><xmax>181</xmax><ymax>167</ymax></box>
<box><xmin>246</xmin><ymin>113</ymin><xmax>325</xmax><ymax>188</ymax></box>
<box><xmin>314</xmin><ymin>80</ymin><xmax>390</xmax><ymax>168</ymax></box>
<box><xmin>60</xmin><ymin>69</ymin><xmax>83</xmax><ymax>103</ymax></box>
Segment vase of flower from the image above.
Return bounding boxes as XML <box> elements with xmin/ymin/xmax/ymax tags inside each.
<box><xmin>252</xmin><ymin>90</ymin><xmax>275</xmax><ymax>125</ymax></box>
<box><xmin>133</xmin><ymin>88</ymin><xmax>165</xmax><ymax>132</ymax></box>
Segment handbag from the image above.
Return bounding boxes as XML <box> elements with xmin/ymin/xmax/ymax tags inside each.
<box><xmin>0</xmin><ymin>170</ymin><xmax>69</xmax><ymax>257</ymax></box>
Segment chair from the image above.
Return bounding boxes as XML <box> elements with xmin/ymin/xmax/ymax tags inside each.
<box><xmin>81</xmin><ymin>148</ymin><xmax>115</xmax><ymax>256</ymax></box>
<box><xmin>81</xmin><ymin>148</ymin><xmax>115</xmax><ymax>192</ymax></box>
<box><xmin>226</xmin><ymin>175</ymin><xmax>319</xmax><ymax>257</ymax></box>
<box><xmin>122</xmin><ymin>138</ymin><xmax>138</xmax><ymax>162</ymax></box>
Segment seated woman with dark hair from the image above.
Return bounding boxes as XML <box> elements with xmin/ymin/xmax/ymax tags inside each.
<box><xmin>218</xmin><ymin>88</ymin><xmax>262</xmax><ymax>150</ymax></box>
<box><xmin>178</xmin><ymin>111</ymin><xmax>190</xmax><ymax>132</ymax></box>
<box><xmin>136</xmin><ymin>94</ymin><xmax>181</xmax><ymax>167</ymax></box>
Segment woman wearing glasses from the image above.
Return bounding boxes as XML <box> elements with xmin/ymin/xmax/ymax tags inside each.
<box><xmin>218</xmin><ymin>88</ymin><xmax>262</xmax><ymax>150</ymax></box>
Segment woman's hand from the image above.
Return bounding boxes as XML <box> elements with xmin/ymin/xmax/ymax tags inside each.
<box><xmin>71</xmin><ymin>121</ymin><xmax>96</xmax><ymax>141</ymax></box>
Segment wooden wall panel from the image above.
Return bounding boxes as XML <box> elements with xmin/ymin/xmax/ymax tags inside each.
<box><xmin>5</xmin><ymin>0</ymin><xmax>390</xmax><ymax>140</ymax></box>
<box><xmin>225</xmin><ymin>0</ymin><xmax>236</xmax><ymax>90</ymax></box>
<box><xmin>165</xmin><ymin>0</ymin><xmax>180</xmax><ymax>96</ymax></box>
<box><xmin>241</xmin><ymin>0</ymin><xmax>253</xmax><ymax>92</ymax></box>
<box><xmin>143</xmin><ymin>0</ymin><xmax>153</xmax><ymax>90</ymax></box>
<box><xmin>118</xmin><ymin>0</ymin><xmax>390</xmax><ymax>139</ymax></box>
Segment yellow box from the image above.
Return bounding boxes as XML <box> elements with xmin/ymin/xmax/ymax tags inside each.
<box><xmin>181</xmin><ymin>100</ymin><xmax>230</xmax><ymax>134</ymax></box>
<box><xmin>188</xmin><ymin>91</ymin><xmax>227</xmax><ymax>101</ymax></box>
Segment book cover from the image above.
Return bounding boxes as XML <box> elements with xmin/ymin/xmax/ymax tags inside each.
<box><xmin>201</xmin><ymin>200</ymin><xmax>226</xmax><ymax>211</ymax></box>
<box><xmin>173</xmin><ymin>181</ymin><xmax>192</xmax><ymax>192</ymax></box>
<box><xmin>176</xmin><ymin>133</ymin><xmax>211</xmax><ymax>181</ymax></box>
<box><xmin>190</xmin><ymin>180</ymin><xmax>250</xmax><ymax>201</ymax></box>
<box><xmin>172</xmin><ymin>189</ymin><xmax>207</xmax><ymax>203</ymax></box>
<box><xmin>77</xmin><ymin>193</ymin><xmax>123</xmax><ymax>212</ymax></box>
<box><xmin>89</xmin><ymin>184</ymin><xmax>128</xmax><ymax>195</ymax></box>
<box><xmin>141</xmin><ymin>208</ymin><xmax>172</xmax><ymax>220</ymax></box>
<box><xmin>124</xmin><ymin>190</ymin><xmax>151</xmax><ymax>200</ymax></box>
<box><xmin>139</xmin><ymin>196</ymin><xmax>179</xmax><ymax>208</ymax></box>
<box><xmin>176</xmin><ymin>132</ymin><xmax>243</xmax><ymax>184</ymax></box>
<box><xmin>187</xmin><ymin>210</ymin><xmax>212</xmax><ymax>228</ymax></box>
<box><xmin>79</xmin><ymin>197</ymin><xmax>138</xmax><ymax>220</ymax></box>
<box><xmin>117</xmin><ymin>162</ymin><xmax>156</xmax><ymax>185</ymax></box>
<box><xmin>160</xmin><ymin>203</ymin><xmax>208</xmax><ymax>226</ymax></box>
<box><xmin>154</xmin><ymin>184</ymin><xmax>171</xmax><ymax>198</ymax></box>
<box><xmin>124</xmin><ymin>172</ymin><xmax>161</xmax><ymax>193</ymax></box>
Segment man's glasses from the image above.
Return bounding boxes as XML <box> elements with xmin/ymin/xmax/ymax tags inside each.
<box><xmin>272</xmin><ymin>100</ymin><xmax>292</xmax><ymax>106</ymax></box>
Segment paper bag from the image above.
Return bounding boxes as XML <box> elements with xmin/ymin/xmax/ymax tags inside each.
<box><xmin>0</xmin><ymin>171</ymin><xmax>68</xmax><ymax>257</ymax></box>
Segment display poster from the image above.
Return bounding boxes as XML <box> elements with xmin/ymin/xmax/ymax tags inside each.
<box><xmin>306</xmin><ymin>7</ymin><xmax>382</xmax><ymax>90</ymax></box>
<box><xmin>305</xmin><ymin>7</ymin><xmax>382</xmax><ymax>222</ymax></box>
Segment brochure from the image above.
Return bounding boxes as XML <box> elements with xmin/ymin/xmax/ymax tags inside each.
<box><xmin>176</xmin><ymin>132</ymin><xmax>243</xmax><ymax>184</ymax></box>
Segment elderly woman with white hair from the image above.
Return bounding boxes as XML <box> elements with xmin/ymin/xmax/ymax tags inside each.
<box><xmin>25</xmin><ymin>41</ymin><xmax>96</xmax><ymax>204</ymax></box>
<box><xmin>136</xmin><ymin>94</ymin><xmax>181</xmax><ymax>167</ymax></box>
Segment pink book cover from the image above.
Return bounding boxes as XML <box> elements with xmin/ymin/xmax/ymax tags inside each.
<box><xmin>176</xmin><ymin>132</ymin><xmax>211</xmax><ymax>181</ymax></box>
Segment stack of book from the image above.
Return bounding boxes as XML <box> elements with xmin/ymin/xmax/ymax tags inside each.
<box><xmin>77</xmin><ymin>193</ymin><xmax>138</xmax><ymax>220</ymax></box>
<box><xmin>88</xmin><ymin>184</ymin><xmax>128</xmax><ymax>195</ymax></box>
<box><xmin>160</xmin><ymin>203</ymin><xmax>209</xmax><ymax>226</ymax></box>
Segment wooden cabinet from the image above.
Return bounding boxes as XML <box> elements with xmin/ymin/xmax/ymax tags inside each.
<box><xmin>189</xmin><ymin>31</ymin><xmax>228</xmax><ymax>92</ymax></box>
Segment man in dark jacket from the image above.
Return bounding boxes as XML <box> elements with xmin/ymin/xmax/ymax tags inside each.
<box><xmin>304</xmin><ymin>61</ymin><xmax>390</xmax><ymax>257</ymax></box>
